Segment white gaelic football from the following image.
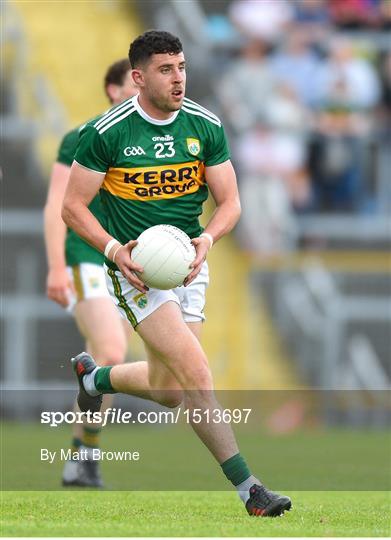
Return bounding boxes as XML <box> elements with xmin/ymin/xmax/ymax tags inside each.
<box><xmin>132</xmin><ymin>225</ymin><xmax>196</xmax><ymax>290</ymax></box>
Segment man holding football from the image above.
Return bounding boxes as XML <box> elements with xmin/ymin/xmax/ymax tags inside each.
<box><xmin>62</xmin><ymin>30</ymin><xmax>291</xmax><ymax>517</ymax></box>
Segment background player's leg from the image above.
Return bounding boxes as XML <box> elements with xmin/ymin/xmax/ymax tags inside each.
<box><xmin>74</xmin><ymin>296</ymin><xmax>129</xmax><ymax>435</ymax></box>
<box><xmin>74</xmin><ymin>297</ymin><xmax>129</xmax><ymax>366</ymax></box>
<box><xmin>64</xmin><ymin>297</ymin><xmax>128</xmax><ymax>486</ymax></box>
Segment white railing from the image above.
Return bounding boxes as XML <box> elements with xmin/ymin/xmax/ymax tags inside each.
<box><xmin>275</xmin><ymin>258</ymin><xmax>391</xmax><ymax>391</ymax></box>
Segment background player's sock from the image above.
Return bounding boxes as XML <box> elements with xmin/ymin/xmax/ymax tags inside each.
<box><xmin>70</xmin><ymin>437</ymin><xmax>82</xmax><ymax>456</ymax></box>
<box><xmin>81</xmin><ymin>425</ymin><xmax>102</xmax><ymax>450</ymax></box>
<box><xmin>79</xmin><ymin>444</ymin><xmax>95</xmax><ymax>460</ymax></box>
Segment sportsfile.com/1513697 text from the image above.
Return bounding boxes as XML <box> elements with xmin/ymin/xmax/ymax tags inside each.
<box><xmin>41</xmin><ymin>407</ymin><xmax>252</xmax><ymax>428</ymax></box>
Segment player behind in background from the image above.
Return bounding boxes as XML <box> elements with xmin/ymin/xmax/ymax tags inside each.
<box><xmin>44</xmin><ymin>59</ymin><xmax>138</xmax><ymax>487</ymax></box>
<box><xmin>63</xmin><ymin>31</ymin><xmax>292</xmax><ymax>516</ymax></box>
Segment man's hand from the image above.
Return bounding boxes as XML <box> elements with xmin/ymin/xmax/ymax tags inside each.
<box><xmin>184</xmin><ymin>235</ymin><xmax>211</xmax><ymax>286</ymax></box>
<box><xmin>47</xmin><ymin>267</ymin><xmax>75</xmax><ymax>307</ymax></box>
<box><xmin>114</xmin><ymin>240</ymin><xmax>149</xmax><ymax>293</ymax></box>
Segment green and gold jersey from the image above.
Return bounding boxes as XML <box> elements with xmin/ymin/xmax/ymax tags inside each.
<box><xmin>57</xmin><ymin>126</ymin><xmax>106</xmax><ymax>266</ymax></box>
<box><xmin>75</xmin><ymin>95</ymin><xmax>230</xmax><ymax>268</ymax></box>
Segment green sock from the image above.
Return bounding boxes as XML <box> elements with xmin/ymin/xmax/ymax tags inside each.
<box><xmin>70</xmin><ymin>437</ymin><xmax>82</xmax><ymax>455</ymax></box>
<box><xmin>82</xmin><ymin>426</ymin><xmax>102</xmax><ymax>448</ymax></box>
<box><xmin>221</xmin><ymin>453</ymin><xmax>251</xmax><ymax>486</ymax></box>
<box><xmin>94</xmin><ymin>366</ymin><xmax>116</xmax><ymax>393</ymax></box>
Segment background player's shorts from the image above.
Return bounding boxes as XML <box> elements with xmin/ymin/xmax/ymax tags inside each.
<box><xmin>104</xmin><ymin>261</ymin><xmax>209</xmax><ymax>328</ymax></box>
<box><xmin>66</xmin><ymin>262</ymin><xmax>110</xmax><ymax>312</ymax></box>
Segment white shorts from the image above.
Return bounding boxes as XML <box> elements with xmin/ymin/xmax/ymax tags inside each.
<box><xmin>104</xmin><ymin>261</ymin><xmax>209</xmax><ymax>328</ymax></box>
<box><xmin>66</xmin><ymin>263</ymin><xmax>110</xmax><ymax>311</ymax></box>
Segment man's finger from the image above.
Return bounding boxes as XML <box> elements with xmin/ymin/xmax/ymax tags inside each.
<box><xmin>123</xmin><ymin>269</ymin><xmax>149</xmax><ymax>293</ymax></box>
<box><xmin>125</xmin><ymin>239</ymin><xmax>138</xmax><ymax>251</ymax></box>
<box><xmin>129</xmin><ymin>261</ymin><xmax>144</xmax><ymax>273</ymax></box>
<box><xmin>184</xmin><ymin>264</ymin><xmax>202</xmax><ymax>286</ymax></box>
<box><xmin>123</xmin><ymin>257</ymin><xmax>144</xmax><ymax>274</ymax></box>
<box><xmin>190</xmin><ymin>256</ymin><xmax>204</xmax><ymax>269</ymax></box>
<box><xmin>57</xmin><ymin>289</ymin><xmax>69</xmax><ymax>307</ymax></box>
<box><xmin>190</xmin><ymin>249</ymin><xmax>207</xmax><ymax>268</ymax></box>
<box><xmin>48</xmin><ymin>288</ymin><xmax>69</xmax><ymax>307</ymax></box>
<box><xmin>115</xmin><ymin>246</ymin><xmax>144</xmax><ymax>273</ymax></box>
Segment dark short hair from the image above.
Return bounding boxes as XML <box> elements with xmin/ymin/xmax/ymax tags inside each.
<box><xmin>129</xmin><ymin>30</ymin><xmax>183</xmax><ymax>68</ymax></box>
<box><xmin>104</xmin><ymin>58</ymin><xmax>131</xmax><ymax>94</ymax></box>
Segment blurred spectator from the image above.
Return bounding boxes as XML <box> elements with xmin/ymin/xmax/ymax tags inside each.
<box><xmin>379</xmin><ymin>0</ymin><xmax>391</xmax><ymax>28</ymax></box>
<box><xmin>292</xmin><ymin>0</ymin><xmax>331</xmax><ymax>45</ymax></box>
<box><xmin>229</xmin><ymin>0</ymin><xmax>294</xmax><ymax>43</ymax></box>
<box><xmin>309</xmin><ymin>120</ymin><xmax>366</xmax><ymax>212</ymax></box>
<box><xmin>271</xmin><ymin>27</ymin><xmax>322</xmax><ymax>107</ymax></box>
<box><xmin>216</xmin><ymin>38</ymin><xmax>275</xmax><ymax>133</ymax></box>
<box><xmin>266</xmin><ymin>82</ymin><xmax>309</xmax><ymax>134</ymax></box>
<box><xmin>294</xmin><ymin>0</ymin><xmax>330</xmax><ymax>24</ymax></box>
<box><xmin>264</xmin><ymin>83</ymin><xmax>312</xmax><ymax>210</ymax></box>
<box><xmin>204</xmin><ymin>14</ymin><xmax>241</xmax><ymax>47</ymax></box>
<box><xmin>315</xmin><ymin>37</ymin><xmax>381</xmax><ymax>109</ymax></box>
<box><xmin>234</xmin><ymin>103</ymin><xmax>311</xmax><ymax>254</ymax></box>
<box><xmin>309</xmin><ymin>38</ymin><xmax>381</xmax><ymax>211</ymax></box>
<box><xmin>328</xmin><ymin>0</ymin><xmax>380</xmax><ymax>29</ymax></box>
<box><xmin>215</xmin><ymin>1</ymin><xmax>388</xmax><ymax>220</ymax></box>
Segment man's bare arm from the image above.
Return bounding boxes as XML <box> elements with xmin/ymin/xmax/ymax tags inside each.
<box><xmin>202</xmin><ymin>159</ymin><xmax>241</xmax><ymax>242</ymax></box>
<box><xmin>44</xmin><ymin>162</ymin><xmax>69</xmax><ymax>271</ymax></box>
<box><xmin>185</xmin><ymin>159</ymin><xmax>241</xmax><ymax>285</ymax></box>
<box><xmin>62</xmin><ymin>161</ymin><xmax>147</xmax><ymax>292</ymax></box>
<box><xmin>44</xmin><ymin>162</ymin><xmax>74</xmax><ymax>306</ymax></box>
<box><xmin>62</xmin><ymin>162</ymin><xmax>112</xmax><ymax>251</ymax></box>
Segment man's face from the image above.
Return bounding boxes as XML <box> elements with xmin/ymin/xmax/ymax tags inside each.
<box><xmin>134</xmin><ymin>52</ymin><xmax>186</xmax><ymax>112</ymax></box>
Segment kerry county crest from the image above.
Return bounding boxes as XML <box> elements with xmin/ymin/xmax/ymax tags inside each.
<box><xmin>89</xmin><ymin>277</ymin><xmax>99</xmax><ymax>289</ymax></box>
<box><xmin>187</xmin><ymin>138</ymin><xmax>200</xmax><ymax>156</ymax></box>
<box><xmin>133</xmin><ymin>293</ymin><xmax>148</xmax><ymax>309</ymax></box>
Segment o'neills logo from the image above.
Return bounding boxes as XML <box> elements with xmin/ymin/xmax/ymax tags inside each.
<box><xmin>102</xmin><ymin>161</ymin><xmax>205</xmax><ymax>200</ymax></box>
<box><xmin>152</xmin><ymin>135</ymin><xmax>174</xmax><ymax>142</ymax></box>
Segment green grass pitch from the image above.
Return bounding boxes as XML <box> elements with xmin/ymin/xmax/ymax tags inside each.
<box><xmin>1</xmin><ymin>490</ymin><xmax>390</xmax><ymax>537</ymax></box>
<box><xmin>1</xmin><ymin>422</ymin><xmax>390</xmax><ymax>536</ymax></box>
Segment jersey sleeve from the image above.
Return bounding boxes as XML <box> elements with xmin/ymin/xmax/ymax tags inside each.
<box><xmin>204</xmin><ymin>123</ymin><xmax>231</xmax><ymax>167</ymax></box>
<box><xmin>74</xmin><ymin>124</ymin><xmax>111</xmax><ymax>173</ymax></box>
<box><xmin>56</xmin><ymin>129</ymin><xmax>79</xmax><ymax>167</ymax></box>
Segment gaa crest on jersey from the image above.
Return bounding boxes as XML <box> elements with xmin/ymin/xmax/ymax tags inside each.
<box><xmin>133</xmin><ymin>293</ymin><xmax>148</xmax><ymax>309</ymax></box>
<box><xmin>186</xmin><ymin>138</ymin><xmax>200</xmax><ymax>156</ymax></box>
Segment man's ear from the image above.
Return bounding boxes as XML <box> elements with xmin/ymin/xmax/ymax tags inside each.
<box><xmin>132</xmin><ymin>69</ymin><xmax>144</xmax><ymax>87</ymax></box>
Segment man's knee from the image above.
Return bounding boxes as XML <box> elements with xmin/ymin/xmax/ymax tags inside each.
<box><xmin>182</xmin><ymin>363</ymin><xmax>213</xmax><ymax>391</ymax></box>
<box><xmin>184</xmin><ymin>387</ymin><xmax>215</xmax><ymax>408</ymax></box>
<box><xmin>153</xmin><ymin>390</ymin><xmax>183</xmax><ymax>409</ymax></box>
<box><xmin>94</xmin><ymin>343</ymin><xmax>127</xmax><ymax>366</ymax></box>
